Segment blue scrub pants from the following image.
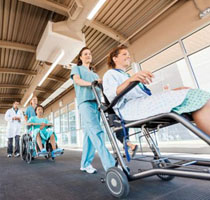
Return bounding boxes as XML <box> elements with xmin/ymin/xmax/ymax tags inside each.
<box><xmin>79</xmin><ymin>101</ymin><xmax>115</xmax><ymax>171</ymax></box>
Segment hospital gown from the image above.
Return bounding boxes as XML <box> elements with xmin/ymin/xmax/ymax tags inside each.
<box><xmin>103</xmin><ymin>69</ymin><xmax>210</xmax><ymax>121</ymax></box>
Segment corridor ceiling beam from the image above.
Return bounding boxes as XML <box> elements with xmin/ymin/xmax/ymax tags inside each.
<box><xmin>19</xmin><ymin>0</ymin><xmax>69</xmax><ymax>17</ymax></box>
<box><xmin>0</xmin><ymin>40</ymin><xmax>36</xmax><ymax>53</ymax></box>
<box><xmin>0</xmin><ymin>68</ymin><xmax>37</xmax><ymax>76</ymax></box>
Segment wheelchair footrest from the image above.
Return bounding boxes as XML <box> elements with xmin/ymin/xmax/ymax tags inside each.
<box><xmin>37</xmin><ymin>152</ymin><xmax>49</xmax><ymax>157</ymax></box>
<box><xmin>51</xmin><ymin>149</ymin><xmax>64</xmax><ymax>158</ymax></box>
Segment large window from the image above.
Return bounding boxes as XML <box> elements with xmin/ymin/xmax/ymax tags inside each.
<box><xmin>137</xmin><ymin>23</ymin><xmax>210</xmax><ymax>146</ymax></box>
<box><xmin>68</xmin><ymin>103</ymin><xmax>77</xmax><ymax>144</ymax></box>
<box><xmin>54</xmin><ymin>111</ymin><xmax>60</xmax><ymax>134</ymax></box>
<box><xmin>189</xmin><ymin>46</ymin><xmax>210</xmax><ymax>92</ymax></box>
<box><xmin>60</xmin><ymin>106</ymin><xmax>68</xmax><ymax>133</ymax></box>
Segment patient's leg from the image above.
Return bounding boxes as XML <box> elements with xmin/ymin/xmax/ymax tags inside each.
<box><xmin>36</xmin><ymin>133</ymin><xmax>43</xmax><ymax>151</ymax></box>
<box><xmin>50</xmin><ymin>134</ymin><xmax>56</xmax><ymax>150</ymax></box>
<box><xmin>192</xmin><ymin>100</ymin><xmax>210</xmax><ymax>135</ymax></box>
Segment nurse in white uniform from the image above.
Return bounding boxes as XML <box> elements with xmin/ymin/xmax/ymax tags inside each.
<box><xmin>5</xmin><ymin>101</ymin><xmax>24</xmax><ymax>157</ymax></box>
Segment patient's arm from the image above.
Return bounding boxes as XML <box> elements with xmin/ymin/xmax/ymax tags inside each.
<box><xmin>116</xmin><ymin>70</ymin><xmax>154</xmax><ymax>95</ymax></box>
<box><xmin>172</xmin><ymin>86</ymin><xmax>191</xmax><ymax>91</ymax></box>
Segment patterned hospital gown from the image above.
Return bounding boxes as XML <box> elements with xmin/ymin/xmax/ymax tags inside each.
<box><xmin>103</xmin><ymin>69</ymin><xmax>210</xmax><ymax>121</ymax></box>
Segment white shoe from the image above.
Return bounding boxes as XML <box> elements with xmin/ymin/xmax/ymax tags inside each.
<box><xmin>7</xmin><ymin>154</ymin><xmax>12</xmax><ymax>158</ymax></box>
<box><xmin>80</xmin><ymin>165</ymin><xmax>97</xmax><ymax>174</ymax></box>
<box><xmin>14</xmin><ymin>153</ymin><xmax>20</xmax><ymax>157</ymax></box>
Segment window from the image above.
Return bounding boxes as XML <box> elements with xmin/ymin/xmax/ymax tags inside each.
<box><xmin>60</xmin><ymin>106</ymin><xmax>68</xmax><ymax>133</ymax></box>
<box><xmin>189</xmin><ymin>46</ymin><xmax>210</xmax><ymax>92</ymax></box>
<box><xmin>148</xmin><ymin>59</ymin><xmax>195</xmax><ymax>94</ymax></box>
<box><xmin>68</xmin><ymin>103</ymin><xmax>77</xmax><ymax>144</ymax></box>
<box><xmin>182</xmin><ymin>24</ymin><xmax>210</xmax><ymax>55</ymax></box>
<box><xmin>141</xmin><ymin>43</ymin><xmax>183</xmax><ymax>72</ymax></box>
<box><xmin>54</xmin><ymin>111</ymin><xmax>60</xmax><ymax>134</ymax></box>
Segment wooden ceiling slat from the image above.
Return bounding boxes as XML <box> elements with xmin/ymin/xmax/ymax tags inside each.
<box><xmin>115</xmin><ymin>0</ymin><xmax>153</xmax><ymax>33</ymax></box>
<box><xmin>0</xmin><ymin>0</ymin><xmax>4</xmax><ymax>39</ymax></box>
<box><xmin>1</xmin><ymin>48</ymin><xmax>5</xmax><ymax>67</ymax></box>
<box><xmin>111</xmin><ymin>0</ymin><xmax>144</xmax><ymax>30</ymax></box>
<box><xmin>103</xmin><ymin>0</ymin><xmax>130</xmax><ymax>26</ymax></box>
<box><xmin>21</xmin><ymin>5</ymin><xmax>34</xmax><ymax>44</ymax></box>
<box><xmin>8</xmin><ymin>0</ymin><xmax>17</xmax><ymax>41</ymax></box>
<box><xmin>26</xmin><ymin>7</ymin><xmax>39</xmax><ymax>44</ymax></box>
<box><xmin>16</xmin><ymin>3</ymin><xmax>30</xmax><ymax>42</ymax></box>
<box><xmin>95</xmin><ymin>0</ymin><xmax>114</xmax><ymax>22</ymax></box>
<box><xmin>12</xmin><ymin>1</ymin><xmax>23</xmax><ymax>41</ymax></box>
<box><xmin>2</xmin><ymin>0</ymin><xmax>10</xmax><ymax>40</ymax></box>
<box><xmin>33</xmin><ymin>10</ymin><xmax>49</xmax><ymax>45</ymax></box>
<box><xmin>100</xmin><ymin>1</ymin><xmax>122</xmax><ymax>25</ymax></box>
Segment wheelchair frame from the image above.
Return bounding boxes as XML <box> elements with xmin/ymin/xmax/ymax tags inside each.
<box><xmin>91</xmin><ymin>81</ymin><xmax>210</xmax><ymax>198</ymax></box>
<box><xmin>20</xmin><ymin>124</ymin><xmax>63</xmax><ymax>164</ymax></box>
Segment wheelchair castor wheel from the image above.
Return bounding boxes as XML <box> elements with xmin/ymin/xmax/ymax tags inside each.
<box><xmin>105</xmin><ymin>167</ymin><xmax>130</xmax><ymax>198</ymax></box>
<box><xmin>153</xmin><ymin>158</ymin><xmax>175</xmax><ymax>181</ymax></box>
<box><xmin>25</xmin><ymin>152</ymin><xmax>32</xmax><ymax>164</ymax></box>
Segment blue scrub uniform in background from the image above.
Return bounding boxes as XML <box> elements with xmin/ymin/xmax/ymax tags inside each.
<box><xmin>25</xmin><ymin>105</ymin><xmax>36</xmax><ymax>120</ymax></box>
<box><xmin>70</xmin><ymin>65</ymin><xmax>115</xmax><ymax>171</ymax></box>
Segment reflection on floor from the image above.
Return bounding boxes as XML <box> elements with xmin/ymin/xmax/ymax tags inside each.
<box><xmin>1</xmin><ymin>148</ymin><xmax>210</xmax><ymax>200</ymax></box>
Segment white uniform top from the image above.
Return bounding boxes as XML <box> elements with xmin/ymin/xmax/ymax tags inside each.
<box><xmin>5</xmin><ymin>108</ymin><xmax>24</xmax><ymax>138</ymax></box>
<box><xmin>103</xmin><ymin>69</ymin><xmax>189</xmax><ymax>121</ymax></box>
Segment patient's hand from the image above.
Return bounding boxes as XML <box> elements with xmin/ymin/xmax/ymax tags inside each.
<box><xmin>131</xmin><ymin>70</ymin><xmax>154</xmax><ymax>85</ymax></box>
<box><xmin>172</xmin><ymin>86</ymin><xmax>191</xmax><ymax>91</ymax></box>
<box><xmin>40</xmin><ymin>123</ymin><xmax>47</xmax><ymax>130</ymax></box>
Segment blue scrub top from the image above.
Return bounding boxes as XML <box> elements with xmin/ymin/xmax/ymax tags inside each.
<box><xmin>25</xmin><ymin>105</ymin><xmax>36</xmax><ymax>120</ymax></box>
<box><xmin>70</xmin><ymin>65</ymin><xmax>99</xmax><ymax>106</ymax></box>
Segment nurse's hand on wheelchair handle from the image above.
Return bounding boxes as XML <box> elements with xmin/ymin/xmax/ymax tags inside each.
<box><xmin>97</xmin><ymin>79</ymin><xmax>102</xmax><ymax>84</ymax></box>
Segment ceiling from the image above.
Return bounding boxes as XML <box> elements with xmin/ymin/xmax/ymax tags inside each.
<box><xmin>0</xmin><ymin>0</ymin><xmax>186</xmax><ymax>113</ymax></box>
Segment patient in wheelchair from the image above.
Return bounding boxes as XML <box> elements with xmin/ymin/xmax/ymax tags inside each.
<box><xmin>27</xmin><ymin>104</ymin><xmax>63</xmax><ymax>157</ymax></box>
<box><xmin>103</xmin><ymin>45</ymin><xmax>210</xmax><ymax>135</ymax></box>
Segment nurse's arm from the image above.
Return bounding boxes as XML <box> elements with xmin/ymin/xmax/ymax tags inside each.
<box><xmin>73</xmin><ymin>74</ymin><xmax>91</xmax><ymax>87</ymax></box>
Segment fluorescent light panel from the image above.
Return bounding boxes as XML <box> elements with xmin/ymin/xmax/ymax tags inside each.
<box><xmin>87</xmin><ymin>0</ymin><xmax>107</xmax><ymax>20</ymax></box>
<box><xmin>24</xmin><ymin>93</ymin><xmax>33</xmax><ymax>107</ymax></box>
<box><xmin>38</xmin><ymin>49</ymin><xmax>65</xmax><ymax>87</ymax></box>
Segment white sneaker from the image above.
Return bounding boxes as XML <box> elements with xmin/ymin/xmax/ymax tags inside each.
<box><xmin>7</xmin><ymin>154</ymin><xmax>12</xmax><ymax>158</ymax></box>
<box><xmin>14</xmin><ymin>153</ymin><xmax>20</xmax><ymax>157</ymax></box>
<box><xmin>80</xmin><ymin>165</ymin><xmax>97</xmax><ymax>174</ymax></box>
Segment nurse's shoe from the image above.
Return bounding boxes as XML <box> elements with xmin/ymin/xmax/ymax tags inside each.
<box><xmin>80</xmin><ymin>165</ymin><xmax>97</xmax><ymax>174</ymax></box>
<box><xmin>14</xmin><ymin>153</ymin><xmax>20</xmax><ymax>158</ymax></box>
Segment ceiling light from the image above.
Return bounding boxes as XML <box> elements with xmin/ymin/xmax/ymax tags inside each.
<box><xmin>87</xmin><ymin>0</ymin><xmax>107</xmax><ymax>20</ymax></box>
<box><xmin>38</xmin><ymin>49</ymin><xmax>65</xmax><ymax>87</ymax></box>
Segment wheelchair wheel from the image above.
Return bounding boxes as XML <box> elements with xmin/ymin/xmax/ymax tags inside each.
<box><xmin>153</xmin><ymin>159</ymin><xmax>175</xmax><ymax>181</ymax></box>
<box><xmin>20</xmin><ymin>135</ymin><xmax>27</xmax><ymax>161</ymax></box>
<box><xmin>25</xmin><ymin>151</ymin><xmax>32</xmax><ymax>164</ymax></box>
<box><xmin>105</xmin><ymin>167</ymin><xmax>130</xmax><ymax>198</ymax></box>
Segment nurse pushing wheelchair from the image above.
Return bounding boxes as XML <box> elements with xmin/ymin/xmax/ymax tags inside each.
<box><xmin>20</xmin><ymin>104</ymin><xmax>64</xmax><ymax>164</ymax></box>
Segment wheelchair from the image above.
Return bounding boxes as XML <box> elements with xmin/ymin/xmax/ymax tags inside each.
<box><xmin>91</xmin><ymin>81</ymin><xmax>210</xmax><ymax>199</ymax></box>
<box><xmin>20</xmin><ymin>125</ymin><xmax>64</xmax><ymax>164</ymax></box>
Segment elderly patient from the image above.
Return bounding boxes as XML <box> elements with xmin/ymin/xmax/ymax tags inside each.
<box><xmin>102</xmin><ymin>45</ymin><xmax>210</xmax><ymax>136</ymax></box>
<box><xmin>27</xmin><ymin>104</ymin><xmax>62</xmax><ymax>156</ymax></box>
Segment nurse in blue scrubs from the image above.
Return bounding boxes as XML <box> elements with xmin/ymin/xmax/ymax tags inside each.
<box><xmin>70</xmin><ymin>47</ymin><xmax>115</xmax><ymax>174</ymax></box>
<box><xmin>25</xmin><ymin>96</ymin><xmax>38</xmax><ymax>122</ymax></box>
